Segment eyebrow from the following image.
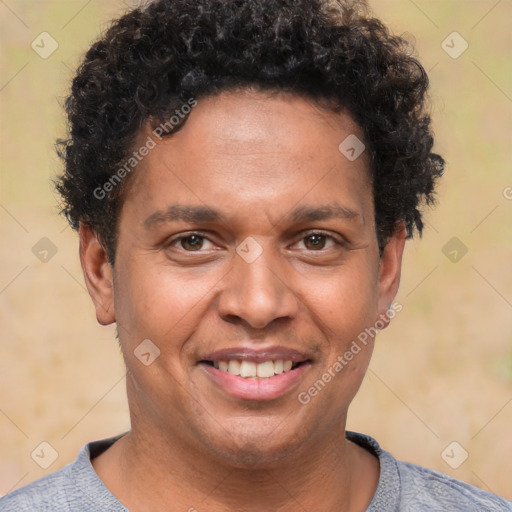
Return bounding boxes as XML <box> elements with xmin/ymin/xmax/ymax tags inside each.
<box><xmin>290</xmin><ymin>204</ymin><xmax>359</xmax><ymax>223</ymax></box>
<box><xmin>143</xmin><ymin>203</ymin><xmax>360</xmax><ymax>230</ymax></box>
<box><xmin>143</xmin><ymin>205</ymin><xmax>224</xmax><ymax>229</ymax></box>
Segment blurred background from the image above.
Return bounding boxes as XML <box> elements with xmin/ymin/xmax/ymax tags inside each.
<box><xmin>1</xmin><ymin>0</ymin><xmax>511</xmax><ymax>501</ymax></box>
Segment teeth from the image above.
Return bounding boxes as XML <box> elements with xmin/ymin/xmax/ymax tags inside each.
<box><xmin>256</xmin><ymin>361</ymin><xmax>274</xmax><ymax>378</ymax></box>
<box><xmin>240</xmin><ymin>361</ymin><xmax>257</xmax><ymax>377</ymax></box>
<box><xmin>214</xmin><ymin>359</ymin><xmax>298</xmax><ymax>378</ymax></box>
<box><xmin>228</xmin><ymin>360</ymin><xmax>241</xmax><ymax>376</ymax></box>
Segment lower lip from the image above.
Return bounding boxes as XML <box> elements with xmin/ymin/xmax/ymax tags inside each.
<box><xmin>199</xmin><ymin>363</ymin><xmax>311</xmax><ymax>401</ymax></box>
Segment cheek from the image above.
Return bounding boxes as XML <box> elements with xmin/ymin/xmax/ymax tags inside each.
<box><xmin>304</xmin><ymin>262</ymin><xmax>379</xmax><ymax>390</ymax></box>
<box><xmin>305</xmin><ymin>262</ymin><xmax>379</xmax><ymax>333</ymax></box>
<box><xmin>113</xmin><ymin>256</ymin><xmax>217</xmax><ymax>342</ymax></box>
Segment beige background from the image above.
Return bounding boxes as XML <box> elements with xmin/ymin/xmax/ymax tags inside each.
<box><xmin>1</xmin><ymin>0</ymin><xmax>511</xmax><ymax>501</ymax></box>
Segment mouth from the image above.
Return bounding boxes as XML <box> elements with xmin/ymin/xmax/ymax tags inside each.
<box><xmin>197</xmin><ymin>348</ymin><xmax>313</xmax><ymax>401</ymax></box>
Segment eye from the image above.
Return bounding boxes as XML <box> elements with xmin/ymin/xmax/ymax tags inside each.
<box><xmin>167</xmin><ymin>233</ymin><xmax>215</xmax><ymax>252</ymax></box>
<box><xmin>293</xmin><ymin>231</ymin><xmax>344</xmax><ymax>251</ymax></box>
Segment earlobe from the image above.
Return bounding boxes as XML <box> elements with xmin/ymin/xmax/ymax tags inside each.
<box><xmin>78</xmin><ymin>222</ymin><xmax>116</xmax><ymax>326</ymax></box>
<box><xmin>376</xmin><ymin>223</ymin><xmax>406</xmax><ymax>329</ymax></box>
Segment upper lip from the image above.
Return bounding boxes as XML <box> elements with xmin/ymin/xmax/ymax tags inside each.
<box><xmin>200</xmin><ymin>346</ymin><xmax>312</xmax><ymax>364</ymax></box>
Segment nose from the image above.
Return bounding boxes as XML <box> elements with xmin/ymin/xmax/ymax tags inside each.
<box><xmin>217</xmin><ymin>247</ymin><xmax>299</xmax><ymax>329</ymax></box>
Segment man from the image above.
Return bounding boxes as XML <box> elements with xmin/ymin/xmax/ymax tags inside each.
<box><xmin>1</xmin><ymin>0</ymin><xmax>510</xmax><ymax>510</ymax></box>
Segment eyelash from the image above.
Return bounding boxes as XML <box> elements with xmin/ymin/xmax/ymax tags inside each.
<box><xmin>165</xmin><ymin>231</ymin><xmax>345</xmax><ymax>253</ymax></box>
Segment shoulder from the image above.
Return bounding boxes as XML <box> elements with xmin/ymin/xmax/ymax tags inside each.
<box><xmin>0</xmin><ymin>436</ymin><xmax>127</xmax><ymax>512</ymax></box>
<box><xmin>346</xmin><ymin>431</ymin><xmax>512</xmax><ymax>512</ymax></box>
<box><xmin>395</xmin><ymin>458</ymin><xmax>512</xmax><ymax>511</ymax></box>
<box><xmin>0</xmin><ymin>464</ymin><xmax>73</xmax><ymax>512</ymax></box>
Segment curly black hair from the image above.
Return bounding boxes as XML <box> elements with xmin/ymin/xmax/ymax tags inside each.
<box><xmin>55</xmin><ymin>0</ymin><xmax>444</xmax><ymax>264</ymax></box>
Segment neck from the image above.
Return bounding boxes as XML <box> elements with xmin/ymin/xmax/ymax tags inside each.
<box><xmin>93</xmin><ymin>421</ymin><xmax>379</xmax><ymax>512</ymax></box>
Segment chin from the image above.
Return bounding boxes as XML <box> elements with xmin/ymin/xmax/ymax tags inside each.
<box><xmin>199</xmin><ymin>423</ymin><xmax>307</xmax><ymax>469</ymax></box>
<box><xmin>212</xmin><ymin>439</ymin><xmax>300</xmax><ymax>469</ymax></box>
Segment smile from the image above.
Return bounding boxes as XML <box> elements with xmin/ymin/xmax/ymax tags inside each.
<box><xmin>199</xmin><ymin>360</ymin><xmax>311</xmax><ymax>401</ymax></box>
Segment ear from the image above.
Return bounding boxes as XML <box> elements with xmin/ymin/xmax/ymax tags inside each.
<box><xmin>376</xmin><ymin>223</ymin><xmax>406</xmax><ymax>329</ymax></box>
<box><xmin>79</xmin><ymin>222</ymin><xmax>115</xmax><ymax>325</ymax></box>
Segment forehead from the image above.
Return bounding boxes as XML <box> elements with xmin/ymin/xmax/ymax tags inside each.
<box><xmin>122</xmin><ymin>90</ymin><xmax>373</xmax><ymax>230</ymax></box>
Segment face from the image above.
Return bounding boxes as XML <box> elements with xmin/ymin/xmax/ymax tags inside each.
<box><xmin>81</xmin><ymin>89</ymin><xmax>405</xmax><ymax>467</ymax></box>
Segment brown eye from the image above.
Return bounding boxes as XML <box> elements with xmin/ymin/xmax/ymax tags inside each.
<box><xmin>165</xmin><ymin>232</ymin><xmax>217</xmax><ymax>254</ymax></box>
<box><xmin>292</xmin><ymin>231</ymin><xmax>344</xmax><ymax>252</ymax></box>
<box><xmin>304</xmin><ymin>234</ymin><xmax>328</xmax><ymax>250</ymax></box>
<box><xmin>180</xmin><ymin>234</ymin><xmax>205</xmax><ymax>251</ymax></box>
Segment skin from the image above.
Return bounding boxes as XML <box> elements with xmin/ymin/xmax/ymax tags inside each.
<box><xmin>80</xmin><ymin>89</ymin><xmax>406</xmax><ymax>511</ymax></box>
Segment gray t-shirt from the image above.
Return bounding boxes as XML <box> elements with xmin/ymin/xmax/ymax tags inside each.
<box><xmin>1</xmin><ymin>431</ymin><xmax>510</xmax><ymax>511</ymax></box>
